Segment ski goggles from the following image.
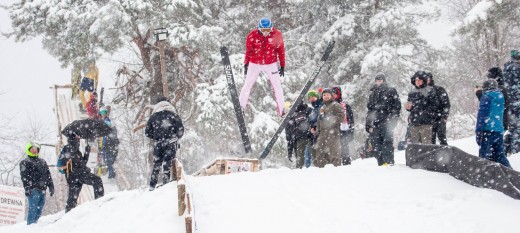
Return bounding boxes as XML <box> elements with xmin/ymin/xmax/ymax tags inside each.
<box><xmin>259</xmin><ymin>28</ymin><xmax>272</xmax><ymax>33</ymax></box>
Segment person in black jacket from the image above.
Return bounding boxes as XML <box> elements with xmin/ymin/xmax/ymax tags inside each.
<box><xmin>504</xmin><ymin>50</ymin><xmax>520</xmax><ymax>154</ymax></box>
<box><xmin>332</xmin><ymin>86</ymin><xmax>354</xmax><ymax>165</ymax></box>
<box><xmin>285</xmin><ymin>100</ymin><xmax>313</xmax><ymax>168</ymax></box>
<box><xmin>405</xmin><ymin>71</ymin><xmax>439</xmax><ymax>144</ymax></box>
<box><xmin>20</xmin><ymin>142</ymin><xmax>54</xmax><ymax>224</ymax></box>
<box><xmin>426</xmin><ymin>72</ymin><xmax>450</xmax><ymax>145</ymax></box>
<box><xmin>366</xmin><ymin>74</ymin><xmax>401</xmax><ymax>165</ymax></box>
<box><xmin>59</xmin><ymin>133</ymin><xmax>104</xmax><ymax>212</ymax></box>
<box><xmin>145</xmin><ymin>97</ymin><xmax>184</xmax><ymax>190</ymax></box>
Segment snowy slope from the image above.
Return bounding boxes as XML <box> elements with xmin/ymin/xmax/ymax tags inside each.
<box><xmin>1</xmin><ymin>137</ymin><xmax>519</xmax><ymax>233</ymax></box>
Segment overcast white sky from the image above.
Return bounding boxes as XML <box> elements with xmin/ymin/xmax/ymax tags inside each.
<box><xmin>0</xmin><ymin>3</ymin><xmax>117</xmax><ymax>144</ymax></box>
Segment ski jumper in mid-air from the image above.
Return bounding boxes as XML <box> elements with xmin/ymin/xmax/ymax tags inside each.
<box><xmin>240</xmin><ymin>17</ymin><xmax>286</xmax><ymax>116</ymax></box>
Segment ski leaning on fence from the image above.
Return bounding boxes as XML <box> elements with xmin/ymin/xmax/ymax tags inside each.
<box><xmin>259</xmin><ymin>41</ymin><xmax>335</xmax><ymax>160</ymax></box>
<box><xmin>220</xmin><ymin>46</ymin><xmax>252</xmax><ymax>154</ymax></box>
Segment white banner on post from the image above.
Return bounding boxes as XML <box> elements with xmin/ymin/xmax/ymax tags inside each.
<box><xmin>226</xmin><ymin>161</ymin><xmax>252</xmax><ymax>174</ymax></box>
<box><xmin>0</xmin><ymin>185</ymin><xmax>25</xmax><ymax>225</ymax></box>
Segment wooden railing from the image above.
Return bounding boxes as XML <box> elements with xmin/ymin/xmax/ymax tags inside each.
<box><xmin>174</xmin><ymin>159</ymin><xmax>195</xmax><ymax>233</ymax></box>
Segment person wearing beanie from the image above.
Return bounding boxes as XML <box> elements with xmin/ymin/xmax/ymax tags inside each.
<box><xmin>307</xmin><ymin>89</ymin><xmax>323</xmax><ymax>166</ymax></box>
<box><xmin>504</xmin><ymin>50</ymin><xmax>520</xmax><ymax>154</ymax></box>
<box><xmin>310</xmin><ymin>88</ymin><xmax>344</xmax><ymax>167</ymax></box>
<box><xmin>99</xmin><ymin>107</ymin><xmax>119</xmax><ymax>179</ymax></box>
<box><xmin>405</xmin><ymin>71</ymin><xmax>440</xmax><ymax>144</ymax></box>
<box><xmin>20</xmin><ymin>142</ymin><xmax>54</xmax><ymax>224</ymax></box>
<box><xmin>240</xmin><ymin>17</ymin><xmax>286</xmax><ymax>117</ymax></box>
<box><xmin>285</xmin><ymin>100</ymin><xmax>313</xmax><ymax>168</ymax></box>
<box><xmin>476</xmin><ymin>79</ymin><xmax>511</xmax><ymax>168</ymax></box>
<box><xmin>366</xmin><ymin>73</ymin><xmax>401</xmax><ymax>166</ymax></box>
<box><xmin>426</xmin><ymin>72</ymin><xmax>450</xmax><ymax>145</ymax></box>
<box><xmin>476</xmin><ymin>67</ymin><xmax>510</xmax><ymax>134</ymax></box>
<box><xmin>331</xmin><ymin>86</ymin><xmax>354</xmax><ymax>165</ymax></box>
<box><xmin>145</xmin><ymin>96</ymin><xmax>184</xmax><ymax>190</ymax></box>
<box><xmin>58</xmin><ymin>134</ymin><xmax>104</xmax><ymax>212</ymax></box>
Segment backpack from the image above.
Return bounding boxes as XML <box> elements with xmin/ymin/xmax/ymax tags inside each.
<box><xmin>57</xmin><ymin>147</ymin><xmax>73</xmax><ymax>175</ymax></box>
<box><xmin>293</xmin><ymin>110</ymin><xmax>310</xmax><ymax>137</ymax></box>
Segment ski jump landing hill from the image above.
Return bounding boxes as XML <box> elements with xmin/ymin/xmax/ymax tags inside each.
<box><xmin>3</xmin><ymin>137</ymin><xmax>520</xmax><ymax>233</ymax></box>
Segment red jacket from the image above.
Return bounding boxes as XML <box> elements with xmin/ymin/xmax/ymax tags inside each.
<box><xmin>86</xmin><ymin>99</ymin><xmax>99</xmax><ymax>119</ymax></box>
<box><xmin>244</xmin><ymin>28</ymin><xmax>285</xmax><ymax>68</ymax></box>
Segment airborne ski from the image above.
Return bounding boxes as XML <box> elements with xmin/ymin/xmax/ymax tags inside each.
<box><xmin>220</xmin><ymin>46</ymin><xmax>252</xmax><ymax>154</ymax></box>
<box><xmin>259</xmin><ymin>41</ymin><xmax>335</xmax><ymax>160</ymax></box>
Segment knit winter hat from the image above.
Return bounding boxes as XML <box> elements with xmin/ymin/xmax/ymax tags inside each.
<box><xmin>483</xmin><ymin>79</ymin><xmax>498</xmax><ymax>90</ymax></box>
<box><xmin>375</xmin><ymin>74</ymin><xmax>386</xmax><ymax>82</ymax></box>
<box><xmin>321</xmin><ymin>88</ymin><xmax>334</xmax><ymax>95</ymax></box>
<box><xmin>307</xmin><ymin>90</ymin><xmax>319</xmax><ymax>98</ymax></box>
<box><xmin>487</xmin><ymin>67</ymin><xmax>502</xmax><ymax>79</ymax></box>
<box><xmin>156</xmin><ymin>96</ymin><xmax>168</xmax><ymax>104</ymax></box>
<box><xmin>511</xmin><ymin>50</ymin><xmax>520</xmax><ymax>60</ymax></box>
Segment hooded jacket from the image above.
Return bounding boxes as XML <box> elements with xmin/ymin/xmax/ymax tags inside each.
<box><xmin>59</xmin><ymin>138</ymin><xmax>91</xmax><ymax>178</ymax></box>
<box><xmin>20</xmin><ymin>143</ymin><xmax>54</xmax><ymax>196</ymax></box>
<box><xmin>366</xmin><ymin>83</ymin><xmax>401</xmax><ymax>130</ymax></box>
<box><xmin>285</xmin><ymin>101</ymin><xmax>313</xmax><ymax>155</ymax></box>
<box><xmin>477</xmin><ymin>88</ymin><xmax>505</xmax><ymax>133</ymax></box>
<box><xmin>145</xmin><ymin>101</ymin><xmax>184</xmax><ymax>141</ymax></box>
<box><xmin>407</xmin><ymin>79</ymin><xmax>439</xmax><ymax>126</ymax></box>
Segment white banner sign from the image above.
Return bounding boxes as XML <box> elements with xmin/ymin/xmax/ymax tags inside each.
<box><xmin>226</xmin><ymin>161</ymin><xmax>252</xmax><ymax>174</ymax></box>
<box><xmin>0</xmin><ymin>185</ymin><xmax>25</xmax><ymax>225</ymax></box>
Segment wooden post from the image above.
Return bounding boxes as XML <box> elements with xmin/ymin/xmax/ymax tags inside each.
<box><xmin>186</xmin><ymin>194</ymin><xmax>192</xmax><ymax>214</ymax></box>
<box><xmin>178</xmin><ymin>183</ymin><xmax>186</xmax><ymax>216</ymax></box>
<box><xmin>159</xmin><ymin>41</ymin><xmax>169</xmax><ymax>97</ymax></box>
<box><xmin>185</xmin><ymin>216</ymin><xmax>192</xmax><ymax>233</ymax></box>
<box><xmin>176</xmin><ymin>163</ymin><xmax>183</xmax><ymax>181</ymax></box>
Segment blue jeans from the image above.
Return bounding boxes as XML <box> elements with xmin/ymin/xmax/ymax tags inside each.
<box><xmin>27</xmin><ymin>188</ymin><xmax>45</xmax><ymax>225</ymax></box>
<box><xmin>477</xmin><ymin>131</ymin><xmax>512</xmax><ymax>168</ymax></box>
<box><xmin>304</xmin><ymin>144</ymin><xmax>312</xmax><ymax>168</ymax></box>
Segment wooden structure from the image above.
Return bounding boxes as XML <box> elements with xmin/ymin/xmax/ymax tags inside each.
<box><xmin>192</xmin><ymin>158</ymin><xmax>261</xmax><ymax>177</ymax></box>
<box><xmin>175</xmin><ymin>159</ymin><xmax>196</xmax><ymax>233</ymax></box>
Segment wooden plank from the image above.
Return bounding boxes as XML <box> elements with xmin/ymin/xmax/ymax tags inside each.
<box><xmin>185</xmin><ymin>216</ymin><xmax>192</xmax><ymax>233</ymax></box>
<box><xmin>178</xmin><ymin>183</ymin><xmax>186</xmax><ymax>216</ymax></box>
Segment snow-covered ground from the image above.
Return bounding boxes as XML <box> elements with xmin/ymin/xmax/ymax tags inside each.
<box><xmin>2</xmin><ymin>137</ymin><xmax>519</xmax><ymax>233</ymax></box>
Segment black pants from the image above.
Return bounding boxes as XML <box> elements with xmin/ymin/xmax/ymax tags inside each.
<box><xmin>340</xmin><ymin>132</ymin><xmax>352</xmax><ymax>165</ymax></box>
<box><xmin>66</xmin><ymin>172</ymin><xmax>104</xmax><ymax>212</ymax></box>
<box><xmin>150</xmin><ymin>140</ymin><xmax>177</xmax><ymax>188</ymax></box>
<box><xmin>371</xmin><ymin>124</ymin><xmax>395</xmax><ymax>166</ymax></box>
<box><xmin>432</xmin><ymin>120</ymin><xmax>448</xmax><ymax>145</ymax></box>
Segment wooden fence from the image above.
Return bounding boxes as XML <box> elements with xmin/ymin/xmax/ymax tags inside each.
<box><xmin>174</xmin><ymin>159</ymin><xmax>195</xmax><ymax>233</ymax></box>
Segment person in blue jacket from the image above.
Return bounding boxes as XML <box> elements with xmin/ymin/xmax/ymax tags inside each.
<box><xmin>476</xmin><ymin>79</ymin><xmax>511</xmax><ymax>168</ymax></box>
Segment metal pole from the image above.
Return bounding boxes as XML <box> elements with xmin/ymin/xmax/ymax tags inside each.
<box><xmin>159</xmin><ymin>42</ymin><xmax>169</xmax><ymax>97</ymax></box>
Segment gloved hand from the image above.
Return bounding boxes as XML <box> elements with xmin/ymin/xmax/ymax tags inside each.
<box><xmin>279</xmin><ymin>67</ymin><xmax>284</xmax><ymax>77</ymax></box>
<box><xmin>288</xmin><ymin>153</ymin><xmax>293</xmax><ymax>162</ymax></box>
<box><xmin>85</xmin><ymin>144</ymin><xmax>91</xmax><ymax>154</ymax></box>
<box><xmin>244</xmin><ymin>64</ymin><xmax>248</xmax><ymax>75</ymax></box>
<box><xmin>49</xmin><ymin>187</ymin><xmax>54</xmax><ymax>197</ymax></box>
<box><xmin>25</xmin><ymin>189</ymin><xmax>31</xmax><ymax>197</ymax></box>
